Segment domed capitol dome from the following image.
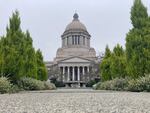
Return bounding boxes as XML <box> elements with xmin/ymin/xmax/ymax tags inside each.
<box><xmin>54</xmin><ymin>13</ymin><xmax>95</xmax><ymax>60</ymax></box>
<box><xmin>65</xmin><ymin>13</ymin><xmax>87</xmax><ymax>31</ymax></box>
<box><xmin>49</xmin><ymin>13</ymin><xmax>97</xmax><ymax>88</ymax></box>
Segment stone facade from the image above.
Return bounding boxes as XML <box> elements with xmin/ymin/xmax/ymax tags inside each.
<box><xmin>46</xmin><ymin>13</ymin><xmax>98</xmax><ymax>87</ymax></box>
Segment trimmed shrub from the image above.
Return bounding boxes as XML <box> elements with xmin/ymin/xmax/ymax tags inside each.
<box><xmin>0</xmin><ymin>77</ymin><xmax>12</xmax><ymax>94</ymax></box>
<box><xmin>95</xmin><ymin>81</ymin><xmax>112</xmax><ymax>90</ymax></box>
<box><xmin>10</xmin><ymin>85</ymin><xmax>20</xmax><ymax>93</ymax></box>
<box><xmin>111</xmin><ymin>78</ymin><xmax>129</xmax><ymax>91</ymax></box>
<box><xmin>18</xmin><ymin>77</ymin><xmax>56</xmax><ymax>90</ymax></box>
<box><xmin>18</xmin><ymin>77</ymin><xmax>45</xmax><ymax>90</ymax></box>
<box><xmin>54</xmin><ymin>81</ymin><xmax>65</xmax><ymax>87</ymax></box>
<box><xmin>94</xmin><ymin>78</ymin><xmax>128</xmax><ymax>91</ymax></box>
<box><xmin>127</xmin><ymin>75</ymin><xmax>150</xmax><ymax>92</ymax></box>
<box><xmin>94</xmin><ymin>75</ymin><xmax>150</xmax><ymax>92</ymax></box>
<box><xmin>44</xmin><ymin>81</ymin><xmax>56</xmax><ymax>90</ymax></box>
<box><xmin>86</xmin><ymin>78</ymin><xmax>100</xmax><ymax>87</ymax></box>
<box><xmin>50</xmin><ymin>77</ymin><xmax>65</xmax><ymax>87</ymax></box>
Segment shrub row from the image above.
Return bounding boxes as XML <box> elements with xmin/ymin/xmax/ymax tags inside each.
<box><xmin>0</xmin><ymin>77</ymin><xmax>56</xmax><ymax>94</ymax></box>
<box><xmin>18</xmin><ymin>77</ymin><xmax>56</xmax><ymax>90</ymax></box>
<box><xmin>0</xmin><ymin>77</ymin><xmax>19</xmax><ymax>94</ymax></box>
<box><xmin>128</xmin><ymin>75</ymin><xmax>150</xmax><ymax>92</ymax></box>
<box><xmin>94</xmin><ymin>78</ymin><xmax>128</xmax><ymax>91</ymax></box>
<box><xmin>94</xmin><ymin>75</ymin><xmax>150</xmax><ymax>92</ymax></box>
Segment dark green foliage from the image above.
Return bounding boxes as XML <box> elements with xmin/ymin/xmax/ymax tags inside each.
<box><xmin>36</xmin><ymin>49</ymin><xmax>48</xmax><ymax>81</ymax></box>
<box><xmin>126</xmin><ymin>0</ymin><xmax>150</xmax><ymax>78</ymax></box>
<box><xmin>104</xmin><ymin>45</ymin><xmax>111</xmax><ymax>58</ymax></box>
<box><xmin>86</xmin><ymin>78</ymin><xmax>100</xmax><ymax>87</ymax></box>
<box><xmin>100</xmin><ymin>0</ymin><xmax>150</xmax><ymax>82</ymax></box>
<box><xmin>0</xmin><ymin>11</ymin><xmax>26</xmax><ymax>81</ymax></box>
<box><xmin>50</xmin><ymin>77</ymin><xmax>65</xmax><ymax>87</ymax></box>
<box><xmin>113</xmin><ymin>44</ymin><xmax>124</xmax><ymax>57</ymax></box>
<box><xmin>0</xmin><ymin>11</ymin><xmax>47</xmax><ymax>82</ymax></box>
<box><xmin>100</xmin><ymin>46</ymin><xmax>112</xmax><ymax>81</ymax></box>
<box><xmin>131</xmin><ymin>0</ymin><xmax>148</xmax><ymax>29</ymax></box>
<box><xmin>24</xmin><ymin>31</ymin><xmax>37</xmax><ymax>79</ymax></box>
<box><xmin>0</xmin><ymin>37</ymin><xmax>4</xmax><ymax>77</ymax></box>
<box><xmin>111</xmin><ymin>44</ymin><xmax>127</xmax><ymax>79</ymax></box>
<box><xmin>100</xmin><ymin>44</ymin><xmax>127</xmax><ymax>81</ymax></box>
<box><xmin>100</xmin><ymin>58</ymin><xmax>112</xmax><ymax>81</ymax></box>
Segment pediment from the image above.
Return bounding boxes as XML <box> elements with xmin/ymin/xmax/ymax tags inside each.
<box><xmin>59</xmin><ymin>57</ymin><xmax>91</xmax><ymax>63</ymax></box>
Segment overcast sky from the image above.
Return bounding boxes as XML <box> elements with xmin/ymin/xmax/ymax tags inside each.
<box><xmin>0</xmin><ymin>0</ymin><xmax>150</xmax><ymax>61</ymax></box>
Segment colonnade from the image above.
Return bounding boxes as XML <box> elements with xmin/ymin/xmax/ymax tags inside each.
<box><xmin>60</xmin><ymin>66</ymin><xmax>90</xmax><ymax>82</ymax></box>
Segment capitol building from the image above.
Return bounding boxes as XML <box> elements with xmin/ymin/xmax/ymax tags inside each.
<box><xmin>46</xmin><ymin>13</ymin><xmax>99</xmax><ymax>87</ymax></box>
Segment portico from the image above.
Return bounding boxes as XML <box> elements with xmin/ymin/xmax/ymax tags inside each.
<box><xmin>58</xmin><ymin>56</ymin><xmax>92</xmax><ymax>87</ymax></box>
<box><xmin>60</xmin><ymin>66</ymin><xmax>90</xmax><ymax>82</ymax></box>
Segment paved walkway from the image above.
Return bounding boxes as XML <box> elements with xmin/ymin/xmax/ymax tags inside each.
<box><xmin>0</xmin><ymin>89</ymin><xmax>150</xmax><ymax>113</ymax></box>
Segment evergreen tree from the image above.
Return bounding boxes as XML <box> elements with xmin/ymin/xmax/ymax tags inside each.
<box><xmin>24</xmin><ymin>31</ymin><xmax>37</xmax><ymax>79</ymax></box>
<box><xmin>110</xmin><ymin>44</ymin><xmax>127</xmax><ymax>79</ymax></box>
<box><xmin>100</xmin><ymin>44</ymin><xmax>127</xmax><ymax>81</ymax></box>
<box><xmin>100</xmin><ymin>46</ymin><xmax>112</xmax><ymax>81</ymax></box>
<box><xmin>4</xmin><ymin>11</ymin><xmax>27</xmax><ymax>81</ymax></box>
<box><xmin>105</xmin><ymin>45</ymin><xmax>111</xmax><ymax>58</ymax></box>
<box><xmin>131</xmin><ymin>0</ymin><xmax>148</xmax><ymax>29</ymax></box>
<box><xmin>126</xmin><ymin>0</ymin><xmax>150</xmax><ymax>78</ymax></box>
<box><xmin>113</xmin><ymin>44</ymin><xmax>124</xmax><ymax>57</ymax></box>
<box><xmin>36</xmin><ymin>49</ymin><xmax>48</xmax><ymax>81</ymax></box>
<box><xmin>0</xmin><ymin>11</ymin><xmax>47</xmax><ymax>82</ymax></box>
<box><xmin>0</xmin><ymin>37</ymin><xmax>4</xmax><ymax>76</ymax></box>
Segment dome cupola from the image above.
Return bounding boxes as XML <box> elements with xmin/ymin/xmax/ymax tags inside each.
<box><xmin>65</xmin><ymin>13</ymin><xmax>87</xmax><ymax>32</ymax></box>
<box><xmin>73</xmin><ymin>13</ymin><xmax>79</xmax><ymax>20</ymax></box>
<box><xmin>61</xmin><ymin>13</ymin><xmax>91</xmax><ymax>48</ymax></box>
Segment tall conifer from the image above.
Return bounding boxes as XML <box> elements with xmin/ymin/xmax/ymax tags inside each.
<box><xmin>0</xmin><ymin>11</ymin><xmax>48</xmax><ymax>82</ymax></box>
<box><xmin>36</xmin><ymin>49</ymin><xmax>47</xmax><ymax>81</ymax></box>
<box><xmin>126</xmin><ymin>0</ymin><xmax>150</xmax><ymax>78</ymax></box>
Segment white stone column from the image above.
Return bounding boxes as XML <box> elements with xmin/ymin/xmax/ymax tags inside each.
<box><xmin>72</xmin><ymin>36</ymin><xmax>75</xmax><ymax>45</ymax></box>
<box><xmin>69</xmin><ymin>37</ymin><xmax>71</xmax><ymax>45</ymax></box>
<box><xmin>85</xmin><ymin>38</ymin><xmax>87</xmax><ymax>46</ymax></box>
<box><xmin>82</xmin><ymin>67</ymin><xmax>85</xmax><ymax>75</ymax></box>
<box><xmin>87</xmin><ymin>66</ymin><xmax>90</xmax><ymax>73</ymax></box>
<box><xmin>82</xmin><ymin>36</ymin><xmax>84</xmax><ymax>45</ymax></box>
<box><xmin>62</xmin><ymin>67</ymin><xmax>65</xmax><ymax>81</ymax></box>
<box><xmin>67</xmin><ymin>67</ymin><xmax>70</xmax><ymax>81</ymax></box>
<box><xmin>72</xmin><ymin>67</ymin><xmax>75</xmax><ymax>81</ymax></box>
<box><xmin>78</xmin><ymin>67</ymin><xmax>80</xmax><ymax>81</ymax></box>
<box><xmin>67</xmin><ymin>37</ymin><xmax>69</xmax><ymax>46</ymax></box>
<box><xmin>82</xmin><ymin>67</ymin><xmax>85</xmax><ymax>81</ymax></box>
<box><xmin>65</xmin><ymin>37</ymin><xmax>67</xmax><ymax>46</ymax></box>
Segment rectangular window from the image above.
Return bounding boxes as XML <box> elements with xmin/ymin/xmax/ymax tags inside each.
<box><xmin>65</xmin><ymin>37</ymin><xmax>67</xmax><ymax>46</ymax></box>
<box><xmin>75</xmin><ymin>35</ymin><xmax>77</xmax><ymax>45</ymax></box>
<box><xmin>83</xmin><ymin>36</ymin><xmax>85</xmax><ymax>45</ymax></box>
<box><xmin>72</xmin><ymin>36</ymin><xmax>74</xmax><ymax>45</ymax></box>
<box><xmin>78</xmin><ymin>36</ymin><xmax>80</xmax><ymax>45</ymax></box>
<box><xmin>67</xmin><ymin>37</ymin><xmax>69</xmax><ymax>45</ymax></box>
